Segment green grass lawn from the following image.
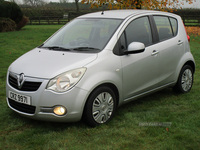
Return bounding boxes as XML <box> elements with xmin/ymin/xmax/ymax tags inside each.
<box><xmin>0</xmin><ymin>25</ymin><xmax>200</xmax><ymax>150</ymax></box>
<box><xmin>185</xmin><ymin>20</ymin><xmax>200</xmax><ymax>26</ymax></box>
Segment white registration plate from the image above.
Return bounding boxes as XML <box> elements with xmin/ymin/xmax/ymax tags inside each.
<box><xmin>9</xmin><ymin>91</ymin><xmax>31</xmax><ymax>105</ymax></box>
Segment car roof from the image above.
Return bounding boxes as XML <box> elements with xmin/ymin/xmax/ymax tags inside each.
<box><xmin>78</xmin><ymin>10</ymin><xmax>175</xmax><ymax>19</ymax></box>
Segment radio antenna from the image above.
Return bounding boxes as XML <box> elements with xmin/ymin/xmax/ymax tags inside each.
<box><xmin>101</xmin><ymin>3</ymin><xmax>106</xmax><ymax>15</ymax></box>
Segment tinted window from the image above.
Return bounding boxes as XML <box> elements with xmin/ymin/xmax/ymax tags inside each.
<box><xmin>125</xmin><ymin>17</ymin><xmax>152</xmax><ymax>47</ymax></box>
<box><xmin>169</xmin><ymin>17</ymin><xmax>178</xmax><ymax>36</ymax></box>
<box><xmin>153</xmin><ymin>16</ymin><xmax>173</xmax><ymax>41</ymax></box>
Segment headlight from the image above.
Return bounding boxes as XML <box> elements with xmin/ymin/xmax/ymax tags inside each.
<box><xmin>46</xmin><ymin>68</ymin><xmax>86</xmax><ymax>92</ymax></box>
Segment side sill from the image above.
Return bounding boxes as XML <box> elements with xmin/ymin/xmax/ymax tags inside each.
<box><xmin>123</xmin><ymin>82</ymin><xmax>176</xmax><ymax>102</ymax></box>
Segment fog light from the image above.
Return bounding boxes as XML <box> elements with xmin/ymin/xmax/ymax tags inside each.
<box><xmin>53</xmin><ymin>106</ymin><xmax>66</xmax><ymax>116</ymax></box>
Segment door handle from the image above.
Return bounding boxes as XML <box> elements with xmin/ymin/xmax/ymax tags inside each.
<box><xmin>178</xmin><ymin>40</ymin><xmax>183</xmax><ymax>45</ymax></box>
<box><xmin>151</xmin><ymin>50</ymin><xmax>159</xmax><ymax>56</ymax></box>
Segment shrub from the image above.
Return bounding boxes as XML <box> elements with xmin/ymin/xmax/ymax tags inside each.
<box><xmin>16</xmin><ymin>16</ymin><xmax>29</xmax><ymax>31</ymax></box>
<box><xmin>0</xmin><ymin>1</ymin><xmax>23</xmax><ymax>24</ymax></box>
<box><xmin>0</xmin><ymin>18</ymin><xmax>16</xmax><ymax>32</ymax></box>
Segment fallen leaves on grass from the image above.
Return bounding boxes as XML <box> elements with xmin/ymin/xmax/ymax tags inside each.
<box><xmin>186</xmin><ymin>26</ymin><xmax>200</xmax><ymax>36</ymax></box>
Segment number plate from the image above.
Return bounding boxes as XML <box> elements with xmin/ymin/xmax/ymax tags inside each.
<box><xmin>9</xmin><ymin>91</ymin><xmax>31</xmax><ymax>105</ymax></box>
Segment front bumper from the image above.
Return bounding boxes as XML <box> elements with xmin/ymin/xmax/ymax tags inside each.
<box><xmin>6</xmin><ymin>73</ymin><xmax>89</xmax><ymax>122</ymax></box>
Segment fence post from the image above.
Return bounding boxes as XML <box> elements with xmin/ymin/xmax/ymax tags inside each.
<box><xmin>29</xmin><ymin>18</ymin><xmax>32</xmax><ymax>25</ymax></box>
<box><xmin>68</xmin><ymin>12</ymin><xmax>71</xmax><ymax>22</ymax></box>
<box><xmin>182</xmin><ymin>15</ymin><xmax>185</xmax><ymax>25</ymax></box>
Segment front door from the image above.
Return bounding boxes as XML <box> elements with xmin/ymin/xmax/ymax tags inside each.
<box><xmin>120</xmin><ymin>16</ymin><xmax>160</xmax><ymax>100</ymax></box>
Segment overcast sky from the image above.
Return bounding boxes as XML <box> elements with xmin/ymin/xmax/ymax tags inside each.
<box><xmin>182</xmin><ymin>1</ymin><xmax>200</xmax><ymax>8</ymax></box>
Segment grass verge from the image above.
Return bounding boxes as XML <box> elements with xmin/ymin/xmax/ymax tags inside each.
<box><xmin>0</xmin><ymin>25</ymin><xmax>200</xmax><ymax>150</ymax></box>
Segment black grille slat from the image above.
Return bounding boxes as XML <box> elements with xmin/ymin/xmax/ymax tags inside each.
<box><xmin>8</xmin><ymin>75</ymin><xmax>42</xmax><ymax>92</ymax></box>
<box><xmin>8</xmin><ymin>98</ymin><xmax>36</xmax><ymax>114</ymax></box>
<box><xmin>9</xmin><ymin>75</ymin><xmax>18</xmax><ymax>89</ymax></box>
<box><xmin>22</xmin><ymin>82</ymin><xmax>42</xmax><ymax>91</ymax></box>
<box><xmin>9</xmin><ymin>77</ymin><xmax>17</xmax><ymax>83</ymax></box>
<box><xmin>9</xmin><ymin>80</ymin><xmax>17</xmax><ymax>85</ymax></box>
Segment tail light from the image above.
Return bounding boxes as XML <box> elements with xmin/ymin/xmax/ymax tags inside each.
<box><xmin>183</xmin><ymin>21</ymin><xmax>190</xmax><ymax>42</ymax></box>
<box><xmin>187</xmin><ymin>34</ymin><xmax>190</xmax><ymax>42</ymax></box>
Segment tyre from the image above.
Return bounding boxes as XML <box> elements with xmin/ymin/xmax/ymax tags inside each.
<box><xmin>84</xmin><ymin>86</ymin><xmax>117</xmax><ymax>127</ymax></box>
<box><xmin>173</xmin><ymin>65</ymin><xmax>194</xmax><ymax>93</ymax></box>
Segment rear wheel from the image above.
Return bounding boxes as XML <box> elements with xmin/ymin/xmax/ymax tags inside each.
<box><xmin>84</xmin><ymin>86</ymin><xmax>117</xmax><ymax>127</ymax></box>
<box><xmin>173</xmin><ymin>65</ymin><xmax>194</xmax><ymax>93</ymax></box>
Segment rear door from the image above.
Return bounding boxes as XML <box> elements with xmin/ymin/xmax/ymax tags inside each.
<box><xmin>152</xmin><ymin>15</ymin><xmax>183</xmax><ymax>86</ymax></box>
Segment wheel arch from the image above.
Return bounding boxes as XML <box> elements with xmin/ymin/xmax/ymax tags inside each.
<box><xmin>174</xmin><ymin>60</ymin><xmax>195</xmax><ymax>85</ymax></box>
<box><xmin>81</xmin><ymin>82</ymin><xmax>120</xmax><ymax>119</ymax></box>
<box><xmin>175</xmin><ymin>51</ymin><xmax>195</xmax><ymax>84</ymax></box>
<box><xmin>173</xmin><ymin>63</ymin><xmax>194</xmax><ymax>93</ymax></box>
<box><xmin>184</xmin><ymin>60</ymin><xmax>195</xmax><ymax>73</ymax></box>
<box><xmin>86</xmin><ymin>83</ymin><xmax>119</xmax><ymax>107</ymax></box>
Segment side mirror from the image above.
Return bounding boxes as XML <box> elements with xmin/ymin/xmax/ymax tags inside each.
<box><xmin>124</xmin><ymin>42</ymin><xmax>145</xmax><ymax>55</ymax></box>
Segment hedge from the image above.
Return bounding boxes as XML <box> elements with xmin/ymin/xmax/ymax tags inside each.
<box><xmin>0</xmin><ymin>18</ymin><xmax>16</xmax><ymax>32</ymax></box>
<box><xmin>0</xmin><ymin>1</ymin><xmax>23</xmax><ymax>24</ymax></box>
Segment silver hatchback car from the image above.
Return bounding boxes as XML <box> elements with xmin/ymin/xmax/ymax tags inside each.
<box><xmin>6</xmin><ymin>10</ymin><xmax>195</xmax><ymax>127</ymax></box>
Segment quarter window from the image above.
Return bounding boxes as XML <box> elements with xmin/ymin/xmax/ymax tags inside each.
<box><xmin>169</xmin><ymin>17</ymin><xmax>178</xmax><ymax>36</ymax></box>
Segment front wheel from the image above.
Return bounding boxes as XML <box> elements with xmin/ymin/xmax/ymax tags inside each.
<box><xmin>83</xmin><ymin>86</ymin><xmax>117</xmax><ymax>127</ymax></box>
<box><xmin>173</xmin><ymin>65</ymin><xmax>194</xmax><ymax>93</ymax></box>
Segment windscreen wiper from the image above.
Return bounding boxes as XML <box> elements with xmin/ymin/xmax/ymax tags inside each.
<box><xmin>73</xmin><ymin>47</ymin><xmax>100</xmax><ymax>51</ymax></box>
<box><xmin>41</xmin><ymin>46</ymin><xmax>72</xmax><ymax>51</ymax></box>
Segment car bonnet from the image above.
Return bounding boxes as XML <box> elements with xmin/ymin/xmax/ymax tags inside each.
<box><xmin>8</xmin><ymin>48</ymin><xmax>97</xmax><ymax>79</ymax></box>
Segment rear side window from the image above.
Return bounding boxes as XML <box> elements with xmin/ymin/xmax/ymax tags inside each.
<box><xmin>153</xmin><ymin>16</ymin><xmax>173</xmax><ymax>41</ymax></box>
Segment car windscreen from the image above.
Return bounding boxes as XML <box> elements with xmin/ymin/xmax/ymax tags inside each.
<box><xmin>41</xmin><ymin>18</ymin><xmax>122</xmax><ymax>52</ymax></box>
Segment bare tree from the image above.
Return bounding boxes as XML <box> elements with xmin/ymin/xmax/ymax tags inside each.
<box><xmin>9</xmin><ymin>0</ymin><xmax>15</xmax><ymax>2</ymax></box>
<box><xmin>59</xmin><ymin>0</ymin><xmax>69</xmax><ymax>3</ymax></box>
<box><xmin>23</xmin><ymin>0</ymin><xmax>46</xmax><ymax>6</ymax></box>
<box><xmin>75</xmin><ymin>0</ymin><xmax>80</xmax><ymax>12</ymax></box>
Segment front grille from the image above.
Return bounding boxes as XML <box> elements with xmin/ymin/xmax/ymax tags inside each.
<box><xmin>8</xmin><ymin>98</ymin><xmax>36</xmax><ymax>114</ymax></box>
<box><xmin>9</xmin><ymin>75</ymin><xmax>42</xmax><ymax>91</ymax></box>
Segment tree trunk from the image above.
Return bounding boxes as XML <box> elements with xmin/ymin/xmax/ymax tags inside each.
<box><xmin>136</xmin><ymin>0</ymin><xmax>142</xmax><ymax>9</ymax></box>
<box><xmin>75</xmin><ymin>0</ymin><xmax>79</xmax><ymax>12</ymax></box>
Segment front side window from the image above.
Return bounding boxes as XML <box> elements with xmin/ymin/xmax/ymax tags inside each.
<box><xmin>125</xmin><ymin>17</ymin><xmax>153</xmax><ymax>47</ymax></box>
<box><xmin>153</xmin><ymin>16</ymin><xmax>174</xmax><ymax>41</ymax></box>
<box><xmin>120</xmin><ymin>32</ymin><xmax>127</xmax><ymax>50</ymax></box>
<box><xmin>42</xmin><ymin>18</ymin><xmax>122</xmax><ymax>51</ymax></box>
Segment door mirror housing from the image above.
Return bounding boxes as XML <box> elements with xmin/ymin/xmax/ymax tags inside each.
<box><xmin>124</xmin><ymin>42</ymin><xmax>145</xmax><ymax>55</ymax></box>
